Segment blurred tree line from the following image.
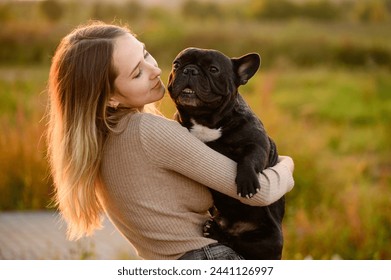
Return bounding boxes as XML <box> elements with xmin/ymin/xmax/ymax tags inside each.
<box><xmin>25</xmin><ymin>0</ymin><xmax>391</xmax><ymax>23</ymax></box>
<box><xmin>247</xmin><ymin>0</ymin><xmax>391</xmax><ymax>22</ymax></box>
<box><xmin>0</xmin><ymin>0</ymin><xmax>390</xmax><ymax>68</ymax></box>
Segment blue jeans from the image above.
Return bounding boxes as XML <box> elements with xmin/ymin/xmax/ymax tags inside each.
<box><xmin>178</xmin><ymin>243</ymin><xmax>245</xmax><ymax>260</ymax></box>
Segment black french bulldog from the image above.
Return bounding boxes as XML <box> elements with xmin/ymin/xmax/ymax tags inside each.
<box><xmin>167</xmin><ymin>47</ymin><xmax>285</xmax><ymax>260</ymax></box>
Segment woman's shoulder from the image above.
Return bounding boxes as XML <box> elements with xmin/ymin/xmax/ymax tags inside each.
<box><xmin>111</xmin><ymin>112</ymin><xmax>184</xmax><ymax>139</ymax></box>
<box><xmin>116</xmin><ymin>112</ymin><xmax>173</xmax><ymax>131</ymax></box>
<box><xmin>137</xmin><ymin>112</ymin><xmax>199</xmax><ymax>146</ymax></box>
<box><xmin>137</xmin><ymin>112</ymin><xmax>175</xmax><ymax>124</ymax></box>
<box><xmin>136</xmin><ymin>112</ymin><xmax>186</xmax><ymax>133</ymax></box>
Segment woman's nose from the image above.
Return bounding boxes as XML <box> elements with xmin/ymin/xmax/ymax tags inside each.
<box><xmin>145</xmin><ymin>58</ymin><xmax>161</xmax><ymax>77</ymax></box>
<box><xmin>150</xmin><ymin>64</ymin><xmax>161</xmax><ymax>78</ymax></box>
<box><xmin>155</xmin><ymin>66</ymin><xmax>162</xmax><ymax>76</ymax></box>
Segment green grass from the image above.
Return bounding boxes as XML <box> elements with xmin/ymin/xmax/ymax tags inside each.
<box><xmin>1</xmin><ymin>65</ymin><xmax>391</xmax><ymax>259</ymax></box>
<box><xmin>0</xmin><ymin>66</ymin><xmax>51</xmax><ymax>210</ymax></box>
<box><xmin>1</xmin><ymin>64</ymin><xmax>391</xmax><ymax>259</ymax></box>
<box><xmin>160</xmin><ymin>65</ymin><xmax>391</xmax><ymax>259</ymax></box>
<box><xmin>243</xmin><ymin>67</ymin><xmax>391</xmax><ymax>259</ymax></box>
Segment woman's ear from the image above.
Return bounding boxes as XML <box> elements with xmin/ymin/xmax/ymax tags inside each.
<box><xmin>108</xmin><ymin>98</ymin><xmax>120</xmax><ymax>109</ymax></box>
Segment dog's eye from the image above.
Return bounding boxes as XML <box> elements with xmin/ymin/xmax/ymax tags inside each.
<box><xmin>209</xmin><ymin>66</ymin><xmax>219</xmax><ymax>74</ymax></box>
<box><xmin>173</xmin><ymin>62</ymin><xmax>180</xmax><ymax>70</ymax></box>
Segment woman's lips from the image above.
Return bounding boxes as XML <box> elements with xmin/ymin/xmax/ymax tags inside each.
<box><xmin>152</xmin><ymin>80</ymin><xmax>162</xmax><ymax>89</ymax></box>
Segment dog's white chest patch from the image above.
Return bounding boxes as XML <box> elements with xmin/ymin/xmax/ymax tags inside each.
<box><xmin>190</xmin><ymin>119</ymin><xmax>222</xmax><ymax>143</ymax></box>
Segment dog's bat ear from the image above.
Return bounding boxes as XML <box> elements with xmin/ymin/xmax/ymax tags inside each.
<box><xmin>232</xmin><ymin>53</ymin><xmax>261</xmax><ymax>86</ymax></box>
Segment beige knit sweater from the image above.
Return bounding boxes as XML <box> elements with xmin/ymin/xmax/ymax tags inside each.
<box><xmin>100</xmin><ymin>112</ymin><xmax>294</xmax><ymax>260</ymax></box>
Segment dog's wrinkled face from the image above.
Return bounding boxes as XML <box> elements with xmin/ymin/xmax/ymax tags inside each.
<box><xmin>167</xmin><ymin>48</ymin><xmax>260</xmax><ymax>111</ymax></box>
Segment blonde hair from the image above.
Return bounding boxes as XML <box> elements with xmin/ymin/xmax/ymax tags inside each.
<box><xmin>47</xmin><ymin>21</ymin><xmax>159</xmax><ymax>240</ymax></box>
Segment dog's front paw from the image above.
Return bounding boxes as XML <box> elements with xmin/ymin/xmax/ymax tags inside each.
<box><xmin>235</xmin><ymin>168</ymin><xmax>260</xmax><ymax>198</ymax></box>
<box><xmin>203</xmin><ymin>218</ymin><xmax>224</xmax><ymax>241</ymax></box>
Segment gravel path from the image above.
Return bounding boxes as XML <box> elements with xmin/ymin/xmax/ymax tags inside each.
<box><xmin>0</xmin><ymin>211</ymin><xmax>139</xmax><ymax>260</ymax></box>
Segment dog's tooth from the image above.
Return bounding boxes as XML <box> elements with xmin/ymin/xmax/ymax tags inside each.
<box><xmin>182</xmin><ymin>88</ymin><xmax>195</xmax><ymax>94</ymax></box>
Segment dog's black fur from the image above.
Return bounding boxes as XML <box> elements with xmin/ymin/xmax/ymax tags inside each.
<box><xmin>167</xmin><ymin>47</ymin><xmax>285</xmax><ymax>260</ymax></box>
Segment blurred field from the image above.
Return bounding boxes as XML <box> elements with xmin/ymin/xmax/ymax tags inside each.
<box><xmin>0</xmin><ymin>0</ymin><xmax>390</xmax><ymax>259</ymax></box>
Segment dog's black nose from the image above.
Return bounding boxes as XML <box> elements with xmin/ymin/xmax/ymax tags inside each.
<box><xmin>183</xmin><ymin>66</ymin><xmax>199</xmax><ymax>76</ymax></box>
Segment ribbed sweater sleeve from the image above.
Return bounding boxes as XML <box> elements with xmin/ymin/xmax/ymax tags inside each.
<box><xmin>139</xmin><ymin>113</ymin><xmax>294</xmax><ymax>206</ymax></box>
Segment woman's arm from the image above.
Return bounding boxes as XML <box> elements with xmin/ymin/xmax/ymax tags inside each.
<box><xmin>140</xmin><ymin>114</ymin><xmax>294</xmax><ymax>206</ymax></box>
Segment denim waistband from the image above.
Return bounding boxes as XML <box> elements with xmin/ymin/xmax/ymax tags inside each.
<box><xmin>178</xmin><ymin>243</ymin><xmax>244</xmax><ymax>260</ymax></box>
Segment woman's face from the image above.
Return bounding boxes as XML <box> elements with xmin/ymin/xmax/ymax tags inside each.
<box><xmin>111</xmin><ymin>34</ymin><xmax>165</xmax><ymax>110</ymax></box>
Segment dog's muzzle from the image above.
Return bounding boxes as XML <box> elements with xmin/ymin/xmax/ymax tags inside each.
<box><xmin>176</xmin><ymin>87</ymin><xmax>201</xmax><ymax>107</ymax></box>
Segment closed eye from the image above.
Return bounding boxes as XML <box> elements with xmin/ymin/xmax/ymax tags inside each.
<box><xmin>134</xmin><ymin>69</ymin><xmax>142</xmax><ymax>78</ymax></box>
<box><xmin>133</xmin><ymin>48</ymin><xmax>149</xmax><ymax>79</ymax></box>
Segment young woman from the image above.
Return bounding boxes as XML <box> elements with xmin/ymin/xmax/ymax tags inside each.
<box><xmin>47</xmin><ymin>21</ymin><xmax>294</xmax><ymax>260</ymax></box>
